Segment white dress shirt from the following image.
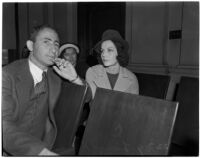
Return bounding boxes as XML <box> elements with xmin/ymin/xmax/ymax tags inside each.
<box><xmin>28</xmin><ymin>60</ymin><xmax>47</xmax><ymax>86</ymax></box>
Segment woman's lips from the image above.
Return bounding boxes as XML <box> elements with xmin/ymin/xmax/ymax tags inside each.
<box><xmin>102</xmin><ymin>59</ymin><xmax>109</xmax><ymax>62</ymax></box>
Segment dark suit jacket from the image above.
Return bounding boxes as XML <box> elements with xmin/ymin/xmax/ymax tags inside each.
<box><xmin>2</xmin><ymin>59</ymin><xmax>61</xmax><ymax>155</ymax></box>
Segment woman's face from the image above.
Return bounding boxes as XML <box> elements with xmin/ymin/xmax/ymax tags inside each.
<box><xmin>100</xmin><ymin>40</ymin><xmax>118</xmax><ymax>67</ymax></box>
<box><xmin>63</xmin><ymin>48</ymin><xmax>77</xmax><ymax>67</ymax></box>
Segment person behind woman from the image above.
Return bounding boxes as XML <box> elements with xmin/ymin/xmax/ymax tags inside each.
<box><xmin>59</xmin><ymin>43</ymin><xmax>79</xmax><ymax>67</ymax></box>
<box><xmin>86</xmin><ymin>29</ymin><xmax>139</xmax><ymax>98</ymax></box>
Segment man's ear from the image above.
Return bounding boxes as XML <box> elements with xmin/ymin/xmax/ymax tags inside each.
<box><xmin>26</xmin><ymin>40</ymin><xmax>33</xmax><ymax>52</ymax></box>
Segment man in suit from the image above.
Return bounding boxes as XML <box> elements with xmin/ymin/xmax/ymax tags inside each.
<box><xmin>2</xmin><ymin>25</ymin><xmax>80</xmax><ymax>156</ymax></box>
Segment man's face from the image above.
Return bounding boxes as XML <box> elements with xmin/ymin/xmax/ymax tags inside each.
<box><xmin>63</xmin><ymin>48</ymin><xmax>77</xmax><ymax>66</ymax></box>
<box><xmin>32</xmin><ymin>28</ymin><xmax>60</xmax><ymax>68</ymax></box>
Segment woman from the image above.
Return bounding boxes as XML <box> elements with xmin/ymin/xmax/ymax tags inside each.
<box><xmin>86</xmin><ymin>29</ymin><xmax>139</xmax><ymax>98</ymax></box>
<box><xmin>54</xmin><ymin>29</ymin><xmax>139</xmax><ymax>98</ymax></box>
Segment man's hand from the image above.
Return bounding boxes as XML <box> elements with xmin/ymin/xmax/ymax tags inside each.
<box><xmin>53</xmin><ymin>58</ymin><xmax>78</xmax><ymax>81</ymax></box>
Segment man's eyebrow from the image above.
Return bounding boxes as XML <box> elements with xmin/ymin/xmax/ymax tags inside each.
<box><xmin>44</xmin><ymin>37</ymin><xmax>52</xmax><ymax>41</ymax></box>
<box><xmin>44</xmin><ymin>37</ymin><xmax>59</xmax><ymax>44</ymax></box>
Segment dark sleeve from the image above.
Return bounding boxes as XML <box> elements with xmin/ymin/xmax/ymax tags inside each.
<box><xmin>2</xmin><ymin>70</ymin><xmax>46</xmax><ymax>156</ymax></box>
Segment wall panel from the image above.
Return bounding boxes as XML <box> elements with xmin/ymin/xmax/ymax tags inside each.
<box><xmin>126</xmin><ymin>2</ymin><xmax>199</xmax><ymax>77</ymax></box>
<box><xmin>53</xmin><ymin>3</ymin><xmax>77</xmax><ymax>45</ymax></box>
<box><xmin>3</xmin><ymin>3</ymin><xmax>16</xmax><ymax>49</ymax></box>
<box><xmin>179</xmin><ymin>2</ymin><xmax>199</xmax><ymax>67</ymax></box>
<box><xmin>16</xmin><ymin>3</ymin><xmax>77</xmax><ymax>57</ymax></box>
<box><xmin>28</xmin><ymin>3</ymin><xmax>44</xmax><ymax>33</ymax></box>
<box><xmin>127</xmin><ymin>2</ymin><xmax>168</xmax><ymax>65</ymax></box>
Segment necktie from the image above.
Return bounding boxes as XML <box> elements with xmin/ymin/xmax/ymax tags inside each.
<box><xmin>35</xmin><ymin>71</ymin><xmax>48</xmax><ymax>94</ymax></box>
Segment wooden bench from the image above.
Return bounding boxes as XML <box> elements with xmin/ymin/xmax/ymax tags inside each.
<box><xmin>79</xmin><ymin>88</ymin><xmax>178</xmax><ymax>155</ymax></box>
<box><xmin>170</xmin><ymin>76</ymin><xmax>199</xmax><ymax>156</ymax></box>
<box><xmin>53</xmin><ymin>82</ymin><xmax>88</xmax><ymax>155</ymax></box>
<box><xmin>135</xmin><ymin>73</ymin><xmax>170</xmax><ymax>99</ymax></box>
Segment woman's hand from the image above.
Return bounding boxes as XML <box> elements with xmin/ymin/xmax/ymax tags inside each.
<box><xmin>53</xmin><ymin>58</ymin><xmax>78</xmax><ymax>81</ymax></box>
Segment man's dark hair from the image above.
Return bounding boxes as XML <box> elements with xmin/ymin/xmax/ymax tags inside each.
<box><xmin>29</xmin><ymin>24</ymin><xmax>58</xmax><ymax>42</ymax></box>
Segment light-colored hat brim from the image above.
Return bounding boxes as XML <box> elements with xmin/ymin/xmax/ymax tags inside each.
<box><xmin>59</xmin><ymin>43</ymin><xmax>79</xmax><ymax>54</ymax></box>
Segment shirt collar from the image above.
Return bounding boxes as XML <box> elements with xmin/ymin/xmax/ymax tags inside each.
<box><xmin>28</xmin><ymin>59</ymin><xmax>47</xmax><ymax>86</ymax></box>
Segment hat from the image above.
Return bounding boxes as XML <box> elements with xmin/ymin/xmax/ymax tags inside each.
<box><xmin>94</xmin><ymin>29</ymin><xmax>129</xmax><ymax>67</ymax></box>
<box><xmin>59</xmin><ymin>43</ymin><xmax>79</xmax><ymax>55</ymax></box>
<box><xmin>94</xmin><ymin>29</ymin><xmax>129</xmax><ymax>54</ymax></box>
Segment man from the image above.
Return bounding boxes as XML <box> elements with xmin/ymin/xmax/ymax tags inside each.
<box><xmin>2</xmin><ymin>25</ymin><xmax>80</xmax><ymax>156</ymax></box>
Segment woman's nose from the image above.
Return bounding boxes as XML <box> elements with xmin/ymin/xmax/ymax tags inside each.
<box><xmin>101</xmin><ymin>51</ymin><xmax>106</xmax><ymax>57</ymax></box>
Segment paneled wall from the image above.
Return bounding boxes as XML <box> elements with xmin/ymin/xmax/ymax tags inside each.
<box><xmin>3</xmin><ymin>2</ymin><xmax>199</xmax><ymax>77</ymax></box>
<box><xmin>16</xmin><ymin>3</ymin><xmax>77</xmax><ymax>58</ymax></box>
<box><xmin>126</xmin><ymin>2</ymin><xmax>199</xmax><ymax>78</ymax></box>
<box><xmin>3</xmin><ymin>3</ymin><xmax>16</xmax><ymax>49</ymax></box>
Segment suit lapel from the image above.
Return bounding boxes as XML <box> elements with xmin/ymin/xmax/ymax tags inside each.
<box><xmin>15</xmin><ymin>61</ymin><xmax>61</xmax><ymax>121</ymax></box>
<box><xmin>15</xmin><ymin>59</ymin><xmax>34</xmax><ymax>108</ymax></box>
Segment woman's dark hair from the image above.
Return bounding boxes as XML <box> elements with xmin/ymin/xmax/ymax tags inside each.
<box><xmin>96</xmin><ymin>40</ymin><xmax>129</xmax><ymax>67</ymax></box>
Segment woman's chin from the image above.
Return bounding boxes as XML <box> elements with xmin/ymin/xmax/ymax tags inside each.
<box><xmin>103</xmin><ymin>61</ymin><xmax>118</xmax><ymax>67</ymax></box>
<box><xmin>103</xmin><ymin>62</ymin><xmax>110</xmax><ymax>67</ymax></box>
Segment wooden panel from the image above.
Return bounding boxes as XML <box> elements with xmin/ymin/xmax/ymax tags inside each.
<box><xmin>3</xmin><ymin>3</ymin><xmax>16</xmax><ymax>49</ymax></box>
<box><xmin>171</xmin><ymin>76</ymin><xmax>199</xmax><ymax>155</ymax></box>
<box><xmin>17</xmin><ymin>3</ymin><xmax>29</xmax><ymax>55</ymax></box>
<box><xmin>135</xmin><ymin>73</ymin><xmax>170</xmax><ymax>99</ymax></box>
<box><xmin>28</xmin><ymin>3</ymin><xmax>45</xmax><ymax>33</ymax></box>
<box><xmin>179</xmin><ymin>2</ymin><xmax>199</xmax><ymax>66</ymax></box>
<box><xmin>53</xmin><ymin>3</ymin><xmax>77</xmax><ymax>44</ymax></box>
<box><xmin>127</xmin><ymin>2</ymin><xmax>168</xmax><ymax>65</ymax></box>
<box><xmin>53</xmin><ymin>82</ymin><xmax>87</xmax><ymax>155</ymax></box>
<box><xmin>79</xmin><ymin>88</ymin><xmax>178</xmax><ymax>155</ymax></box>
<box><xmin>126</xmin><ymin>2</ymin><xmax>198</xmax><ymax>77</ymax></box>
<box><xmin>166</xmin><ymin>2</ymin><xmax>182</xmax><ymax>67</ymax></box>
